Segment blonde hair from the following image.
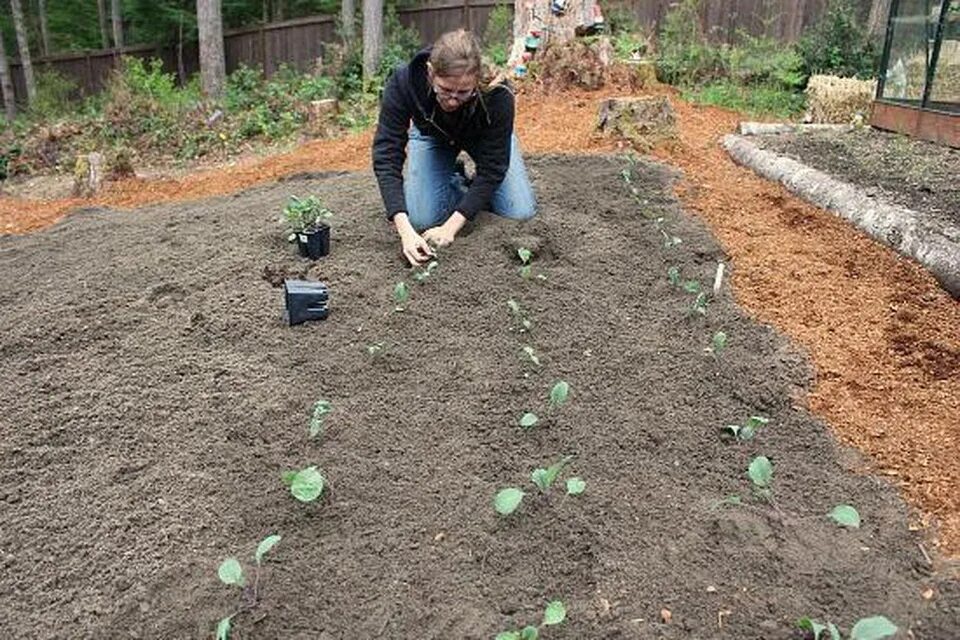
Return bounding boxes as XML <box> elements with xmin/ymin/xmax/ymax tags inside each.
<box><xmin>429</xmin><ymin>29</ymin><xmax>482</xmax><ymax>77</ymax></box>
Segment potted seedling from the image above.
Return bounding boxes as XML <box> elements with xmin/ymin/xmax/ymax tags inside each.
<box><xmin>283</xmin><ymin>195</ymin><xmax>332</xmax><ymax>259</ymax></box>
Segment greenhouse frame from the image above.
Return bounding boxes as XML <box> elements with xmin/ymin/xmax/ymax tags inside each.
<box><xmin>874</xmin><ymin>0</ymin><xmax>960</xmax><ymax>146</ymax></box>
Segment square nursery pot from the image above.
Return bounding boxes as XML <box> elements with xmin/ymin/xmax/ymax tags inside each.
<box><xmin>284</xmin><ymin>279</ymin><xmax>329</xmax><ymax>325</ymax></box>
<box><xmin>295</xmin><ymin>223</ymin><xmax>330</xmax><ymax>259</ymax></box>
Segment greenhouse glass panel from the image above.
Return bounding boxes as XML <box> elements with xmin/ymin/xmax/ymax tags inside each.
<box><xmin>881</xmin><ymin>0</ymin><xmax>941</xmax><ymax>103</ymax></box>
<box><xmin>928</xmin><ymin>0</ymin><xmax>960</xmax><ymax>110</ymax></box>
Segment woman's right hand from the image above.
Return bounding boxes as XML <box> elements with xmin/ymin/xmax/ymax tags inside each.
<box><xmin>394</xmin><ymin>213</ymin><xmax>436</xmax><ymax>266</ymax></box>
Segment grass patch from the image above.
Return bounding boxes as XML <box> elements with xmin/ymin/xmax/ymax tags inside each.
<box><xmin>683</xmin><ymin>81</ymin><xmax>806</xmax><ymax>119</ymax></box>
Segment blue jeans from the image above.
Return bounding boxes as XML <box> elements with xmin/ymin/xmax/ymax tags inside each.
<box><xmin>403</xmin><ymin>125</ymin><xmax>537</xmax><ymax>231</ymax></box>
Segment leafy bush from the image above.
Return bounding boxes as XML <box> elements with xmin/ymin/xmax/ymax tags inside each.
<box><xmin>683</xmin><ymin>81</ymin><xmax>805</xmax><ymax>118</ymax></box>
<box><xmin>30</xmin><ymin>71</ymin><xmax>80</xmax><ymax>120</ymax></box>
<box><xmin>379</xmin><ymin>5</ymin><xmax>421</xmax><ymax>81</ymax></box>
<box><xmin>727</xmin><ymin>34</ymin><xmax>804</xmax><ymax>91</ymax></box>
<box><xmin>797</xmin><ymin>0</ymin><xmax>877</xmax><ymax>80</ymax></box>
<box><xmin>656</xmin><ymin>0</ymin><xmax>727</xmax><ymax>85</ymax></box>
<box><xmin>483</xmin><ymin>2</ymin><xmax>513</xmax><ymax>66</ymax></box>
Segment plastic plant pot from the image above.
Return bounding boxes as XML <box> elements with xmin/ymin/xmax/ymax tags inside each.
<box><xmin>296</xmin><ymin>222</ymin><xmax>330</xmax><ymax>259</ymax></box>
<box><xmin>284</xmin><ymin>279</ymin><xmax>329</xmax><ymax>326</ymax></box>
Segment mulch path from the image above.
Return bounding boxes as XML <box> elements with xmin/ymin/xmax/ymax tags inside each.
<box><xmin>2</xmin><ymin>83</ymin><xmax>958</xmax><ymax>560</ymax></box>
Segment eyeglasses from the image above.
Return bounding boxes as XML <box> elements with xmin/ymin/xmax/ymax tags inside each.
<box><xmin>433</xmin><ymin>83</ymin><xmax>477</xmax><ymax>103</ymax></box>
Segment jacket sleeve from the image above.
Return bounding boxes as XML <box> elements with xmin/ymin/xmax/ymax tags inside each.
<box><xmin>455</xmin><ymin>88</ymin><xmax>514</xmax><ymax>219</ymax></box>
<box><xmin>372</xmin><ymin>71</ymin><xmax>412</xmax><ymax>221</ymax></box>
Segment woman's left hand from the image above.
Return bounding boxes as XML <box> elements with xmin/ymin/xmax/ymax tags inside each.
<box><xmin>422</xmin><ymin>212</ymin><xmax>466</xmax><ymax>248</ymax></box>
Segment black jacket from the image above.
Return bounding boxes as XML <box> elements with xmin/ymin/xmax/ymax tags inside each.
<box><xmin>372</xmin><ymin>48</ymin><xmax>515</xmax><ymax>221</ymax></box>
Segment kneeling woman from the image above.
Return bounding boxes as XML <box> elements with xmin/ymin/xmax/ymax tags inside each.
<box><xmin>372</xmin><ymin>29</ymin><xmax>537</xmax><ymax>266</ymax></box>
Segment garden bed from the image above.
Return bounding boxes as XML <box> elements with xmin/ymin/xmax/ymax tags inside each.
<box><xmin>754</xmin><ymin>128</ymin><xmax>959</xmax><ymax>229</ymax></box>
<box><xmin>0</xmin><ymin>155</ymin><xmax>957</xmax><ymax>639</ymax></box>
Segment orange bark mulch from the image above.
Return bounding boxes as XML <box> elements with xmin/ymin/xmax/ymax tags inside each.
<box><xmin>2</xmin><ymin>86</ymin><xmax>958</xmax><ymax>558</ymax></box>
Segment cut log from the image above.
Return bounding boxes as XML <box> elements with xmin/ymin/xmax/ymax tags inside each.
<box><xmin>73</xmin><ymin>152</ymin><xmax>104</xmax><ymax>198</ymax></box>
<box><xmin>598</xmin><ymin>96</ymin><xmax>675</xmax><ymax>140</ymax></box>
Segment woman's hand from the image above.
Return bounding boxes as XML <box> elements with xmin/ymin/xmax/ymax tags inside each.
<box><xmin>422</xmin><ymin>212</ymin><xmax>467</xmax><ymax>249</ymax></box>
<box><xmin>394</xmin><ymin>213</ymin><xmax>436</xmax><ymax>266</ymax></box>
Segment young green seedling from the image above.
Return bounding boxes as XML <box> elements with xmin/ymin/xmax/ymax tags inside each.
<box><xmin>281</xmin><ymin>465</ymin><xmax>326</xmax><ymax>503</ymax></box>
<box><xmin>215</xmin><ymin>534</ymin><xmax>282</xmax><ymax>640</ymax></box>
<box><xmin>722</xmin><ymin>415</ymin><xmax>769</xmax><ymax>442</ymax></box>
<box><xmin>507</xmin><ymin>298</ymin><xmax>534</xmax><ymax>333</ymax></box>
<box><xmin>691</xmin><ymin>292</ymin><xmax>709</xmax><ymax>316</ymax></box>
<box><xmin>497</xmin><ymin>600</ymin><xmax>567</xmax><ymax>640</ymax></box>
<box><xmin>747</xmin><ymin>455</ymin><xmax>773</xmax><ymax>500</ymax></box>
<box><xmin>796</xmin><ymin>615</ymin><xmax>897</xmax><ymax>640</ymax></box>
<box><xmin>707</xmin><ymin>331</ymin><xmax>727</xmax><ymax>359</ymax></box>
<box><xmin>366</xmin><ymin>341</ymin><xmax>388</xmax><ymax>358</ymax></box>
<box><xmin>495</xmin><ymin>456</ymin><xmax>581</xmax><ymax>516</ymax></box>
<box><xmin>522</xmin><ymin>345</ymin><xmax>541</xmax><ymax>367</ymax></box>
<box><xmin>654</xmin><ymin>217</ymin><xmax>682</xmax><ymax>248</ymax></box>
<box><xmin>667</xmin><ymin>266</ymin><xmax>681</xmax><ymax>287</ymax></box>
<box><xmin>393</xmin><ymin>282</ymin><xmax>409</xmax><ymax>311</ymax></box>
<box><xmin>308</xmin><ymin>399</ymin><xmax>332</xmax><ymax>439</ymax></box>
<box><xmin>281</xmin><ymin>195</ymin><xmax>332</xmax><ymax>242</ymax></box>
<box><xmin>549</xmin><ymin>380</ymin><xmax>570</xmax><ymax>409</ymax></box>
<box><xmin>412</xmin><ymin>260</ymin><xmax>439</xmax><ymax>284</ymax></box>
<box><xmin>829</xmin><ymin>504</ymin><xmax>861</xmax><ymax>529</ymax></box>
<box><xmin>517</xmin><ymin>247</ymin><xmax>533</xmax><ymax>279</ymax></box>
<box><xmin>519</xmin><ymin>412</ymin><xmax>539</xmax><ymax>430</ymax></box>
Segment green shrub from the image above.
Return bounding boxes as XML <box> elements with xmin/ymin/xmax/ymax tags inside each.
<box><xmin>656</xmin><ymin>0</ymin><xmax>727</xmax><ymax>85</ymax></box>
<box><xmin>378</xmin><ymin>5</ymin><xmax>421</xmax><ymax>81</ymax></box>
<box><xmin>683</xmin><ymin>81</ymin><xmax>806</xmax><ymax>118</ymax></box>
<box><xmin>727</xmin><ymin>33</ymin><xmax>804</xmax><ymax>91</ymax></box>
<box><xmin>797</xmin><ymin>0</ymin><xmax>877</xmax><ymax>80</ymax></box>
<box><xmin>483</xmin><ymin>1</ymin><xmax>513</xmax><ymax>65</ymax></box>
<box><xmin>30</xmin><ymin>70</ymin><xmax>79</xmax><ymax>120</ymax></box>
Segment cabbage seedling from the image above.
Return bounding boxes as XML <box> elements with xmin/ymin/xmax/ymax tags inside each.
<box><xmin>519</xmin><ymin>412</ymin><xmax>539</xmax><ymax>429</ymax></box>
<box><xmin>722</xmin><ymin>415</ymin><xmax>769</xmax><ymax>442</ymax></box>
<box><xmin>748</xmin><ymin>455</ymin><xmax>773</xmax><ymax>499</ymax></box>
<box><xmin>691</xmin><ymin>292</ymin><xmax>709</xmax><ymax>316</ymax></box>
<box><xmin>517</xmin><ymin>247</ymin><xmax>533</xmax><ymax>278</ymax></box>
<box><xmin>281</xmin><ymin>466</ymin><xmax>326</xmax><ymax>502</ymax></box>
<box><xmin>706</xmin><ymin>331</ymin><xmax>727</xmax><ymax>360</ymax></box>
<box><xmin>215</xmin><ymin>534</ymin><xmax>282</xmax><ymax>640</ymax></box>
<box><xmin>412</xmin><ymin>260</ymin><xmax>439</xmax><ymax>284</ymax></box>
<box><xmin>549</xmin><ymin>380</ymin><xmax>570</xmax><ymax>409</ymax></box>
<box><xmin>522</xmin><ymin>346</ymin><xmax>541</xmax><ymax>367</ymax></box>
<box><xmin>393</xmin><ymin>282</ymin><xmax>409</xmax><ymax>311</ymax></box>
<box><xmin>796</xmin><ymin>615</ymin><xmax>897</xmax><ymax>640</ymax></box>
<box><xmin>495</xmin><ymin>456</ymin><xmax>580</xmax><ymax>516</ymax></box>
<box><xmin>829</xmin><ymin>504</ymin><xmax>861</xmax><ymax>529</ymax></box>
<box><xmin>531</xmin><ymin>455</ymin><xmax>574</xmax><ymax>493</ymax></box>
<box><xmin>308</xmin><ymin>399</ymin><xmax>332</xmax><ymax>439</ymax></box>
<box><xmin>496</xmin><ymin>600</ymin><xmax>567</xmax><ymax>640</ymax></box>
<box><xmin>507</xmin><ymin>299</ymin><xmax>533</xmax><ymax>332</ymax></box>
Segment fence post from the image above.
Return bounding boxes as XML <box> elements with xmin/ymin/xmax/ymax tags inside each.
<box><xmin>463</xmin><ymin>0</ymin><xmax>472</xmax><ymax>31</ymax></box>
<box><xmin>260</xmin><ymin>24</ymin><xmax>267</xmax><ymax>74</ymax></box>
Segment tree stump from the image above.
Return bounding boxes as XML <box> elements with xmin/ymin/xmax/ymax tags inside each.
<box><xmin>597</xmin><ymin>96</ymin><xmax>676</xmax><ymax>141</ymax></box>
<box><xmin>72</xmin><ymin>152</ymin><xmax>104</xmax><ymax>198</ymax></box>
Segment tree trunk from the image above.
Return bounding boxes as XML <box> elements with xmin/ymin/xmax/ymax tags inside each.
<box><xmin>197</xmin><ymin>0</ymin><xmax>226</xmax><ymax>98</ymax></box>
<box><xmin>10</xmin><ymin>0</ymin><xmax>36</xmax><ymax>105</ymax></box>
<box><xmin>867</xmin><ymin>0</ymin><xmax>893</xmax><ymax>39</ymax></box>
<box><xmin>274</xmin><ymin>0</ymin><xmax>285</xmax><ymax>21</ymax></box>
<box><xmin>341</xmin><ymin>0</ymin><xmax>356</xmax><ymax>38</ymax></box>
<box><xmin>509</xmin><ymin>0</ymin><xmax>599</xmax><ymax>66</ymax></box>
<box><xmin>111</xmin><ymin>0</ymin><xmax>123</xmax><ymax>49</ymax></box>
<box><xmin>0</xmin><ymin>28</ymin><xmax>17</xmax><ymax>121</ymax></box>
<box><xmin>362</xmin><ymin>0</ymin><xmax>382</xmax><ymax>83</ymax></box>
<box><xmin>97</xmin><ymin>0</ymin><xmax>110</xmax><ymax>49</ymax></box>
<box><xmin>37</xmin><ymin>0</ymin><xmax>50</xmax><ymax>56</ymax></box>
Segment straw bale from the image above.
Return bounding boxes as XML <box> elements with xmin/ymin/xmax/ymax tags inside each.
<box><xmin>805</xmin><ymin>74</ymin><xmax>877</xmax><ymax>124</ymax></box>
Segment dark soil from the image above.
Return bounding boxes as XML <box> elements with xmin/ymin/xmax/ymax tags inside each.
<box><xmin>755</xmin><ymin>128</ymin><xmax>960</xmax><ymax>228</ymax></box>
<box><xmin>0</xmin><ymin>155</ymin><xmax>957</xmax><ymax>639</ymax></box>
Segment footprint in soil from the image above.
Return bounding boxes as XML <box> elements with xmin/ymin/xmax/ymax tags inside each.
<box><xmin>146</xmin><ymin>282</ymin><xmax>187</xmax><ymax>308</ymax></box>
<box><xmin>262</xmin><ymin>263</ymin><xmax>309</xmax><ymax>287</ymax></box>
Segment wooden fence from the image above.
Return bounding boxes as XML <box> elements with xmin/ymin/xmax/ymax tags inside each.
<box><xmin>6</xmin><ymin>0</ymin><xmax>836</xmax><ymax>102</ymax></box>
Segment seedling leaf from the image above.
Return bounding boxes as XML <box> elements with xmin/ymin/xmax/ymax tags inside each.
<box><xmin>748</xmin><ymin>456</ymin><xmax>773</xmax><ymax>488</ymax></box>
<box><xmin>255</xmin><ymin>534</ymin><xmax>281</xmax><ymax>564</ymax></box>
<box><xmin>682</xmin><ymin>280</ymin><xmax>701</xmax><ymax>294</ymax></box>
<box><xmin>722</xmin><ymin>424</ymin><xmax>741</xmax><ymax>439</ymax></box>
<box><xmin>495</xmin><ymin>633</ymin><xmax>520</xmax><ymax>640</ymax></box>
<box><xmin>507</xmin><ymin>299</ymin><xmax>521</xmax><ymax>315</ymax></box>
<box><xmin>522</xmin><ymin>319</ymin><xmax>533</xmax><ymax>331</ymax></box>
<box><xmin>829</xmin><ymin>505</ymin><xmax>861</xmax><ymax>529</ymax></box>
<box><xmin>519</xmin><ymin>412</ymin><xmax>539</xmax><ymax>429</ymax></box>
<box><xmin>531</xmin><ymin>468</ymin><xmax>549</xmax><ymax>492</ymax></box>
<box><xmin>827</xmin><ymin>622</ymin><xmax>841</xmax><ymax>640</ymax></box>
<box><xmin>667</xmin><ymin>267</ymin><xmax>681</xmax><ymax>286</ymax></box>
<box><xmin>309</xmin><ymin>399</ymin><xmax>332</xmax><ymax>438</ymax></box>
<box><xmin>797</xmin><ymin>617</ymin><xmax>826</xmax><ymax>640</ymax></box>
<box><xmin>850</xmin><ymin>616</ymin><xmax>898</xmax><ymax>640</ymax></box>
<box><xmin>290</xmin><ymin>466</ymin><xmax>325</xmax><ymax>503</ymax></box>
<box><xmin>566</xmin><ymin>477</ymin><xmax>586</xmax><ymax>495</ymax></box>
<box><xmin>217</xmin><ymin>558</ymin><xmax>244</xmax><ymax>587</ymax></box>
<box><xmin>522</xmin><ymin>346</ymin><xmax>541</xmax><ymax>366</ymax></box>
<box><xmin>711</xmin><ymin>331</ymin><xmax>727</xmax><ymax>354</ymax></box>
<box><xmin>746</xmin><ymin>416</ymin><xmax>770</xmax><ymax>429</ymax></box>
<box><xmin>393</xmin><ymin>282</ymin><xmax>409</xmax><ymax>309</ymax></box>
<box><xmin>494</xmin><ymin>487</ymin><xmax>525</xmax><ymax>515</ymax></box>
<box><xmin>520</xmin><ymin>626</ymin><xmax>539</xmax><ymax>640</ymax></box>
<box><xmin>517</xmin><ymin>247</ymin><xmax>533</xmax><ymax>264</ymax></box>
<box><xmin>543</xmin><ymin>600</ymin><xmax>566</xmax><ymax>625</ymax></box>
<box><xmin>280</xmin><ymin>471</ymin><xmax>296</xmax><ymax>486</ymax></box>
<box><xmin>549</xmin><ymin>381</ymin><xmax>569</xmax><ymax>409</ymax></box>
<box><xmin>216</xmin><ymin>616</ymin><xmax>233</xmax><ymax>640</ymax></box>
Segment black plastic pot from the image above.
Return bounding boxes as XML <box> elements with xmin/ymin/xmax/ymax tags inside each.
<box><xmin>295</xmin><ymin>223</ymin><xmax>330</xmax><ymax>259</ymax></box>
<box><xmin>284</xmin><ymin>279</ymin><xmax>329</xmax><ymax>325</ymax></box>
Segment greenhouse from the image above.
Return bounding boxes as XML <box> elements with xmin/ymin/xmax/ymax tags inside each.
<box><xmin>874</xmin><ymin>0</ymin><xmax>960</xmax><ymax>146</ymax></box>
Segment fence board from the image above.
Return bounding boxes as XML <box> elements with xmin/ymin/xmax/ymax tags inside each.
<box><xmin>5</xmin><ymin>0</ymin><xmax>836</xmax><ymax>104</ymax></box>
